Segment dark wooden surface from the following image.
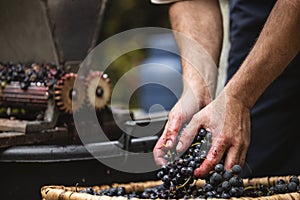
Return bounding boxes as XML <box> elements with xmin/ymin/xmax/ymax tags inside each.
<box><xmin>0</xmin><ymin>127</ymin><xmax>68</xmax><ymax>148</ymax></box>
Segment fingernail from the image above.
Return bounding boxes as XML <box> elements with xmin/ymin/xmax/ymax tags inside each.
<box><xmin>166</xmin><ymin>140</ymin><xmax>173</xmax><ymax>147</ymax></box>
<box><xmin>176</xmin><ymin>141</ymin><xmax>183</xmax><ymax>152</ymax></box>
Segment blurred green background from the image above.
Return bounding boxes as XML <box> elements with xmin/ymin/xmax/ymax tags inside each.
<box><xmin>99</xmin><ymin>1</ymin><xmax>170</xmax><ymax>41</ymax></box>
<box><xmin>97</xmin><ymin>1</ymin><xmax>172</xmax><ymax>109</ymax></box>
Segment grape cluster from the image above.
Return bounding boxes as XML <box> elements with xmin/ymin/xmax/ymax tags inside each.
<box><xmin>155</xmin><ymin>128</ymin><xmax>211</xmax><ymax>198</ymax></box>
<box><xmin>245</xmin><ymin>175</ymin><xmax>300</xmax><ymax>197</ymax></box>
<box><xmin>83</xmin><ymin>186</ymin><xmax>127</xmax><ymax>196</ymax></box>
<box><xmin>79</xmin><ymin>128</ymin><xmax>300</xmax><ymax>199</ymax></box>
<box><xmin>81</xmin><ymin>168</ymin><xmax>299</xmax><ymax>199</ymax></box>
<box><xmin>197</xmin><ymin>164</ymin><xmax>245</xmax><ymax>198</ymax></box>
<box><xmin>0</xmin><ymin>62</ymin><xmax>65</xmax><ymax>90</ymax></box>
<box><xmin>79</xmin><ymin>164</ymin><xmax>246</xmax><ymax>199</ymax></box>
<box><xmin>272</xmin><ymin>176</ymin><xmax>300</xmax><ymax>193</ymax></box>
<box><xmin>80</xmin><ymin>128</ymin><xmax>215</xmax><ymax>199</ymax></box>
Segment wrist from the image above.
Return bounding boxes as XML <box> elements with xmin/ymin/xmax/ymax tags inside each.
<box><xmin>182</xmin><ymin>80</ymin><xmax>213</xmax><ymax>108</ymax></box>
<box><xmin>223</xmin><ymin>82</ymin><xmax>257</xmax><ymax>110</ymax></box>
<box><xmin>181</xmin><ymin>65</ymin><xmax>217</xmax><ymax>105</ymax></box>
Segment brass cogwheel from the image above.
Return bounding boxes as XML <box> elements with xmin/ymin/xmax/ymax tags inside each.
<box><xmin>54</xmin><ymin>73</ymin><xmax>85</xmax><ymax>113</ymax></box>
<box><xmin>86</xmin><ymin>71</ymin><xmax>111</xmax><ymax>110</ymax></box>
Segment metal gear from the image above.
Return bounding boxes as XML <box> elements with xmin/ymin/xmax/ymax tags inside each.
<box><xmin>86</xmin><ymin>71</ymin><xmax>111</xmax><ymax>110</ymax></box>
<box><xmin>54</xmin><ymin>73</ymin><xmax>85</xmax><ymax>113</ymax></box>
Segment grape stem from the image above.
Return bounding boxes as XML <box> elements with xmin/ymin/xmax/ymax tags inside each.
<box><xmin>75</xmin><ymin>183</ymin><xmax>79</xmax><ymax>192</ymax></box>
<box><xmin>190</xmin><ymin>142</ymin><xmax>201</xmax><ymax>147</ymax></box>
<box><xmin>244</xmin><ymin>186</ymin><xmax>259</xmax><ymax>191</ymax></box>
<box><xmin>167</xmin><ymin>150</ymin><xmax>174</xmax><ymax>162</ymax></box>
<box><xmin>177</xmin><ymin>176</ymin><xmax>192</xmax><ymax>189</ymax></box>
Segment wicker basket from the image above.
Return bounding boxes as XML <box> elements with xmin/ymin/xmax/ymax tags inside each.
<box><xmin>41</xmin><ymin>176</ymin><xmax>300</xmax><ymax>200</ymax></box>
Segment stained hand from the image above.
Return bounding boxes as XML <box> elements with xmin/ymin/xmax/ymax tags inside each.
<box><xmin>153</xmin><ymin>87</ymin><xmax>211</xmax><ymax>166</ymax></box>
<box><xmin>175</xmin><ymin>90</ymin><xmax>251</xmax><ymax>177</ymax></box>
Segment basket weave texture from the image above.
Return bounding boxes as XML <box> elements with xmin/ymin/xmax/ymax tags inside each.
<box><xmin>41</xmin><ymin>176</ymin><xmax>300</xmax><ymax>200</ymax></box>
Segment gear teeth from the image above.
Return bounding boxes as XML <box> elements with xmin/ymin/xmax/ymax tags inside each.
<box><xmin>54</xmin><ymin>73</ymin><xmax>86</xmax><ymax>113</ymax></box>
<box><xmin>54</xmin><ymin>95</ymin><xmax>62</xmax><ymax>100</ymax></box>
<box><xmin>86</xmin><ymin>71</ymin><xmax>111</xmax><ymax>110</ymax></box>
<box><xmin>56</xmin><ymin>101</ymin><xmax>64</xmax><ymax>106</ymax></box>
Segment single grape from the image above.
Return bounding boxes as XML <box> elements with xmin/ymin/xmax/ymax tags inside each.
<box><xmin>221</xmin><ymin>191</ymin><xmax>231</xmax><ymax>199</ymax></box>
<box><xmin>162</xmin><ymin>175</ymin><xmax>170</xmax><ymax>183</ymax></box>
<box><xmin>149</xmin><ymin>193</ymin><xmax>158</xmax><ymax>199</ymax></box>
<box><xmin>157</xmin><ymin>170</ymin><xmax>164</xmax><ymax>179</ymax></box>
<box><xmin>216</xmin><ymin>186</ymin><xmax>224</xmax><ymax>193</ymax></box>
<box><xmin>169</xmin><ymin>168</ymin><xmax>177</xmax><ymax>177</ymax></box>
<box><xmin>188</xmin><ymin>160</ymin><xmax>196</xmax><ymax>169</ymax></box>
<box><xmin>117</xmin><ymin>187</ymin><xmax>125</xmax><ymax>195</ymax></box>
<box><xmin>223</xmin><ymin>169</ymin><xmax>233</xmax><ymax>181</ymax></box>
<box><xmin>222</xmin><ymin>181</ymin><xmax>231</xmax><ymax>191</ymax></box>
<box><xmin>276</xmin><ymin>179</ymin><xmax>285</xmax><ymax>185</ymax></box>
<box><xmin>199</xmin><ymin>128</ymin><xmax>207</xmax><ymax>137</ymax></box>
<box><xmin>110</xmin><ymin>188</ymin><xmax>118</xmax><ymax>196</ymax></box>
<box><xmin>175</xmin><ymin>173</ymin><xmax>183</xmax><ymax>181</ymax></box>
<box><xmin>182</xmin><ymin>158</ymin><xmax>189</xmax><ymax>166</ymax></box>
<box><xmin>194</xmin><ymin>156</ymin><xmax>201</xmax><ymax>163</ymax></box>
<box><xmin>85</xmin><ymin>187</ymin><xmax>95</xmax><ymax>195</ymax></box>
<box><xmin>290</xmin><ymin>176</ymin><xmax>300</xmax><ymax>186</ymax></box>
<box><xmin>210</xmin><ymin>172</ymin><xmax>223</xmax><ymax>186</ymax></box>
<box><xmin>186</xmin><ymin>167</ymin><xmax>194</xmax><ymax>176</ymax></box>
<box><xmin>193</xmin><ymin>148</ymin><xmax>201</xmax><ymax>157</ymax></box>
<box><xmin>214</xmin><ymin>163</ymin><xmax>224</xmax><ymax>173</ymax></box>
<box><xmin>287</xmin><ymin>182</ymin><xmax>298</xmax><ymax>192</ymax></box>
<box><xmin>180</xmin><ymin>167</ymin><xmax>187</xmax><ymax>175</ymax></box>
<box><xmin>229</xmin><ymin>176</ymin><xmax>243</xmax><ymax>187</ymax></box>
<box><xmin>276</xmin><ymin>184</ymin><xmax>288</xmax><ymax>194</ymax></box>
<box><xmin>195</xmin><ymin>135</ymin><xmax>203</xmax><ymax>142</ymax></box>
<box><xmin>206</xmin><ymin>191</ymin><xmax>214</xmax><ymax>198</ymax></box>
<box><xmin>232</xmin><ymin>164</ymin><xmax>242</xmax><ymax>175</ymax></box>
<box><xmin>161</xmin><ymin>165</ymin><xmax>168</xmax><ymax>173</ymax></box>
<box><xmin>203</xmin><ymin>183</ymin><xmax>214</xmax><ymax>192</ymax></box>
<box><xmin>229</xmin><ymin>187</ymin><xmax>238</xmax><ymax>197</ymax></box>
<box><xmin>141</xmin><ymin>191</ymin><xmax>150</xmax><ymax>198</ymax></box>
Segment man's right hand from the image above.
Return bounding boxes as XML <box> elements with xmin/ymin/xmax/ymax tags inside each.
<box><xmin>153</xmin><ymin>84</ymin><xmax>212</xmax><ymax>166</ymax></box>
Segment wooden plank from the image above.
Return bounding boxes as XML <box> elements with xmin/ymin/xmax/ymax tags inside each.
<box><xmin>0</xmin><ymin>132</ymin><xmax>25</xmax><ymax>138</ymax></box>
<box><xmin>0</xmin><ymin>119</ymin><xmax>27</xmax><ymax>133</ymax></box>
<box><xmin>0</xmin><ymin>128</ymin><xmax>68</xmax><ymax>148</ymax></box>
<box><xmin>0</xmin><ymin>0</ymin><xmax>58</xmax><ymax>63</ymax></box>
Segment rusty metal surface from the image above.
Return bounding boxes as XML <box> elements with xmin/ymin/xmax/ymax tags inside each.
<box><xmin>0</xmin><ymin>82</ymin><xmax>49</xmax><ymax>108</ymax></box>
<box><xmin>0</xmin><ymin>0</ymin><xmax>106</xmax><ymax>64</ymax></box>
<box><xmin>47</xmin><ymin>0</ymin><xmax>106</xmax><ymax>63</ymax></box>
<box><xmin>0</xmin><ymin>0</ymin><xmax>58</xmax><ymax>63</ymax></box>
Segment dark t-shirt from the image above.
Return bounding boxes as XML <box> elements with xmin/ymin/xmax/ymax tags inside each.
<box><xmin>228</xmin><ymin>0</ymin><xmax>300</xmax><ymax>178</ymax></box>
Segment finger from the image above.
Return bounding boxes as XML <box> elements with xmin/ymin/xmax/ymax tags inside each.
<box><xmin>239</xmin><ymin>148</ymin><xmax>247</xmax><ymax>167</ymax></box>
<box><xmin>194</xmin><ymin>139</ymin><xmax>227</xmax><ymax>177</ymax></box>
<box><xmin>153</xmin><ymin>134</ymin><xmax>169</xmax><ymax>166</ymax></box>
<box><xmin>164</xmin><ymin>115</ymin><xmax>183</xmax><ymax>149</ymax></box>
<box><xmin>153</xmin><ymin>144</ymin><xmax>168</xmax><ymax>166</ymax></box>
<box><xmin>153</xmin><ymin>116</ymin><xmax>183</xmax><ymax>166</ymax></box>
<box><xmin>238</xmin><ymin>142</ymin><xmax>249</xmax><ymax>167</ymax></box>
<box><xmin>223</xmin><ymin>145</ymin><xmax>242</xmax><ymax>170</ymax></box>
<box><xmin>175</xmin><ymin>114</ymin><xmax>201</xmax><ymax>153</ymax></box>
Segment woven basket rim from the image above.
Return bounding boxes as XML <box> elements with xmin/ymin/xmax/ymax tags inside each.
<box><xmin>41</xmin><ymin>176</ymin><xmax>300</xmax><ymax>200</ymax></box>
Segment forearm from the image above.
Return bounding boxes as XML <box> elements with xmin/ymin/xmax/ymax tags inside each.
<box><xmin>225</xmin><ymin>0</ymin><xmax>300</xmax><ymax>108</ymax></box>
<box><xmin>169</xmin><ymin>0</ymin><xmax>223</xmax><ymax>101</ymax></box>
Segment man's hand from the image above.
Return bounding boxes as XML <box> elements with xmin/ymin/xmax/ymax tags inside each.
<box><xmin>153</xmin><ymin>83</ymin><xmax>212</xmax><ymax>166</ymax></box>
<box><xmin>175</xmin><ymin>89</ymin><xmax>251</xmax><ymax>177</ymax></box>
